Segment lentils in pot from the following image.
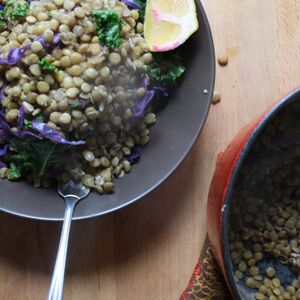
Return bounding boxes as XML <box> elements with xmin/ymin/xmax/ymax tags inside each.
<box><xmin>229</xmin><ymin>101</ymin><xmax>300</xmax><ymax>299</ymax></box>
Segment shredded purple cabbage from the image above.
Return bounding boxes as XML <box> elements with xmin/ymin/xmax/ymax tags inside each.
<box><xmin>141</xmin><ymin>75</ymin><xmax>149</xmax><ymax>89</ymax></box>
<box><xmin>16</xmin><ymin>105</ymin><xmax>41</xmax><ymax>139</ymax></box>
<box><xmin>36</xmin><ymin>34</ymin><xmax>61</xmax><ymax>48</ymax></box>
<box><xmin>78</xmin><ymin>98</ymin><xmax>86</xmax><ymax>109</ymax></box>
<box><xmin>17</xmin><ymin>105</ymin><xmax>25</xmax><ymax>133</ymax></box>
<box><xmin>0</xmin><ymin>144</ymin><xmax>8</xmax><ymax>157</ymax></box>
<box><xmin>125</xmin><ymin>146</ymin><xmax>142</xmax><ymax>164</ymax></box>
<box><xmin>132</xmin><ymin>74</ymin><xmax>171</xmax><ymax>117</ymax></box>
<box><xmin>100</xmin><ymin>43</ymin><xmax>109</xmax><ymax>54</ymax></box>
<box><xmin>31</xmin><ymin>120</ymin><xmax>85</xmax><ymax>146</ymax></box>
<box><xmin>0</xmin><ymin>129</ymin><xmax>9</xmax><ymax>142</ymax></box>
<box><xmin>0</xmin><ymin>161</ymin><xmax>7</xmax><ymax>168</ymax></box>
<box><xmin>121</xmin><ymin>0</ymin><xmax>142</xmax><ymax>10</ymax></box>
<box><xmin>133</xmin><ymin>75</ymin><xmax>155</xmax><ymax>117</ymax></box>
<box><xmin>0</xmin><ymin>112</ymin><xmax>10</xmax><ymax>131</ymax></box>
<box><xmin>0</xmin><ymin>107</ymin><xmax>41</xmax><ymax>148</ymax></box>
<box><xmin>0</xmin><ymin>35</ymin><xmax>60</xmax><ymax>66</ymax></box>
<box><xmin>0</xmin><ymin>105</ymin><xmax>83</xmax><ymax>148</ymax></box>
<box><xmin>18</xmin><ymin>129</ymin><xmax>42</xmax><ymax>139</ymax></box>
<box><xmin>154</xmin><ymin>85</ymin><xmax>169</xmax><ymax>97</ymax></box>
<box><xmin>132</xmin><ymin>90</ymin><xmax>155</xmax><ymax>117</ymax></box>
<box><xmin>0</xmin><ymin>79</ymin><xmax>7</xmax><ymax>102</ymax></box>
<box><xmin>0</xmin><ymin>45</ymin><xmax>30</xmax><ymax>65</ymax></box>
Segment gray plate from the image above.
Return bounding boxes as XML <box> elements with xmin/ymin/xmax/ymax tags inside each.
<box><xmin>0</xmin><ymin>1</ymin><xmax>215</xmax><ymax>221</ymax></box>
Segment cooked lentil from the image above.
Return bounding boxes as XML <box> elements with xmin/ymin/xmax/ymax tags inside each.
<box><xmin>218</xmin><ymin>53</ymin><xmax>229</xmax><ymax>66</ymax></box>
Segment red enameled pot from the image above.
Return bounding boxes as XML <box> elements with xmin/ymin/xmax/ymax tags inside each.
<box><xmin>207</xmin><ymin>88</ymin><xmax>300</xmax><ymax>299</ymax></box>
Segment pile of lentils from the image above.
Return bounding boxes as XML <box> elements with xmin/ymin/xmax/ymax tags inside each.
<box><xmin>0</xmin><ymin>0</ymin><xmax>158</xmax><ymax>193</ymax></box>
<box><xmin>228</xmin><ymin>101</ymin><xmax>300</xmax><ymax>299</ymax></box>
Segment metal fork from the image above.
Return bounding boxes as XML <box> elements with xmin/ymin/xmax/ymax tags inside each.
<box><xmin>47</xmin><ymin>181</ymin><xmax>90</xmax><ymax>300</ymax></box>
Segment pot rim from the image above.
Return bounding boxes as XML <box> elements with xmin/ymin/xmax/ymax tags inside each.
<box><xmin>220</xmin><ymin>87</ymin><xmax>300</xmax><ymax>299</ymax></box>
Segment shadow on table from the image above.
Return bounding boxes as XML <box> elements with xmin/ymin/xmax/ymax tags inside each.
<box><xmin>0</xmin><ymin>138</ymin><xmax>203</xmax><ymax>281</ymax></box>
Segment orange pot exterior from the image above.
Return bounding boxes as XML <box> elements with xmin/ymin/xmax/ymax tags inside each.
<box><xmin>207</xmin><ymin>120</ymin><xmax>258</xmax><ymax>278</ymax></box>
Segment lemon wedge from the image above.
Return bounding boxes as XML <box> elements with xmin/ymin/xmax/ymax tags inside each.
<box><xmin>144</xmin><ymin>0</ymin><xmax>199</xmax><ymax>52</ymax></box>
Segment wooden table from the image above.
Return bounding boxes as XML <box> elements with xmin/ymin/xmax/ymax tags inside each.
<box><xmin>1</xmin><ymin>1</ymin><xmax>300</xmax><ymax>299</ymax></box>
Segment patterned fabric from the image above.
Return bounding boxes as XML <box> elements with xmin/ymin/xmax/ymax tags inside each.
<box><xmin>180</xmin><ymin>237</ymin><xmax>232</xmax><ymax>300</ymax></box>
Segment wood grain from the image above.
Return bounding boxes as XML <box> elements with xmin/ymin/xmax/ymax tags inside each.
<box><xmin>1</xmin><ymin>1</ymin><xmax>300</xmax><ymax>299</ymax></box>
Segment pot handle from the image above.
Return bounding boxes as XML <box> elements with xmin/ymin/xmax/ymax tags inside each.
<box><xmin>180</xmin><ymin>236</ymin><xmax>232</xmax><ymax>300</ymax></box>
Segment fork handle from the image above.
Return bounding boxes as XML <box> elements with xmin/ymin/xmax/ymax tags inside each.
<box><xmin>47</xmin><ymin>197</ymin><xmax>77</xmax><ymax>300</ymax></box>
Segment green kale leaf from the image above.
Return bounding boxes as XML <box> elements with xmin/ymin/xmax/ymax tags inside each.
<box><xmin>0</xmin><ymin>10</ymin><xmax>6</xmax><ymax>31</ymax></box>
<box><xmin>7</xmin><ymin>162</ymin><xmax>22</xmax><ymax>180</ymax></box>
<box><xmin>69</xmin><ymin>102</ymin><xmax>82</xmax><ymax>111</ymax></box>
<box><xmin>0</xmin><ymin>0</ymin><xmax>29</xmax><ymax>31</ymax></box>
<box><xmin>4</xmin><ymin>0</ymin><xmax>29</xmax><ymax>20</ymax></box>
<box><xmin>135</xmin><ymin>0</ymin><xmax>146</xmax><ymax>21</ymax></box>
<box><xmin>8</xmin><ymin>138</ymin><xmax>70</xmax><ymax>182</ymax></box>
<box><xmin>38</xmin><ymin>58</ymin><xmax>58</xmax><ymax>74</ymax></box>
<box><xmin>34</xmin><ymin>113</ymin><xmax>46</xmax><ymax>122</ymax></box>
<box><xmin>147</xmin><ymin>53</ymin><xmax>185</xmax><ymax>87</ymax></box>
<box><xmin>93</xmin><ymin>10</ymin><xmax>122</xmax><ymax>49</ymax></box>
